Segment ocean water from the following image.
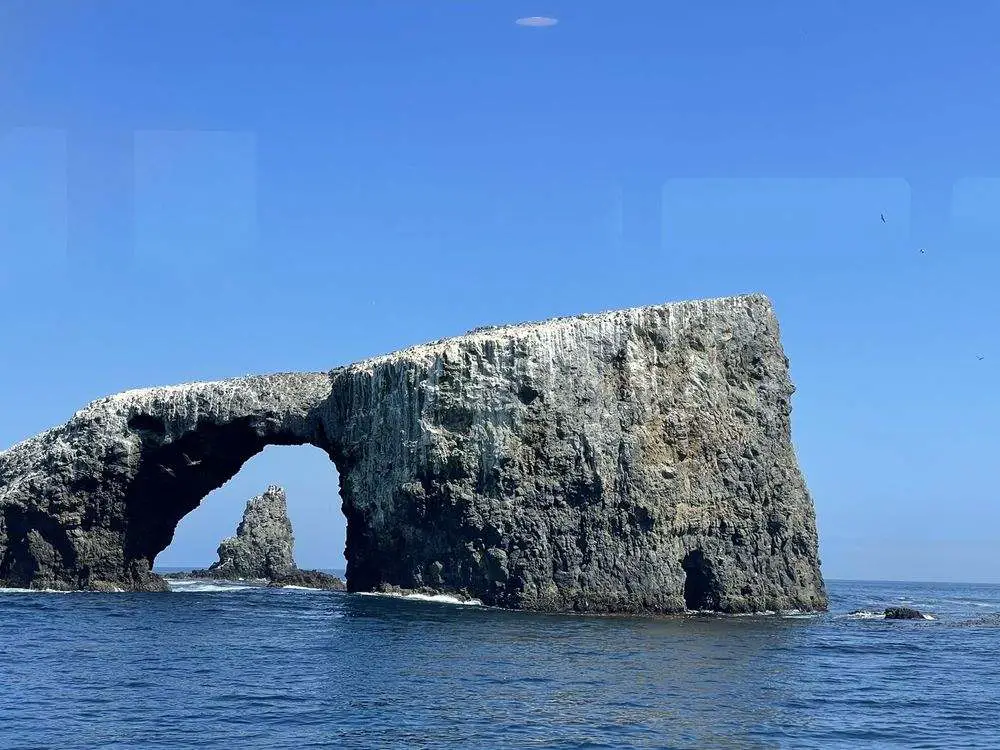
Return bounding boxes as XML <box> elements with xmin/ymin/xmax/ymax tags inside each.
<box><xmin>1</xmin><ymin>579</ymin><xmax>998</xmax><ymax>749</ymax></box>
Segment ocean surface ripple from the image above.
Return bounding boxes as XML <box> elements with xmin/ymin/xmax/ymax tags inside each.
<box><xmin>2</xmin><ymin>579</ymin><xmax>999</xmax><ymax>749</ymax></box>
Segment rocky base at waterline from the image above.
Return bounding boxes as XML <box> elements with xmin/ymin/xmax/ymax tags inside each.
<box><xmin>163</xmin><ymin>486</ymin><xmax>344</xmax><ymax>591</ymax></box>
<box><xmin>370</xmin><ymin>582</ymin><xmax>479</xmax><ymax>603</ymax></box>
<box><xmin>266</xmin><ymin>569</ymin><xmax>345</xmax><ymax>590</ymax></box>
<box><xmin>0</xmin><ymin>294</ymin><xmax>827</xmax><ymax>613</ymax></box>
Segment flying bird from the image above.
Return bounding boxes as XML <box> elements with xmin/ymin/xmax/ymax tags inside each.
<box><xmin>881</xmin><ymin>213</ymin><xmax>886</xmax><ymax>223</ymax></box>
<box><xmin>977</xmin><ymin>355</ymin><xmax>985</xmax><ymax>361</ymax></box>
<box><xmin>919</xmin><ymin>248</ymin><xmax>925</xmax><ymax>254</ymax></box>
<box><xmin>516</xmin><ymin>16</ymin><xmax>558</xmax><ymax>27</ymax></box>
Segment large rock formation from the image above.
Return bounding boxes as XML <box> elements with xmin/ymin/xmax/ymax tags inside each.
<box><xmin>0</xmin><ymin>294</ymin><xmax>827</xmax><ymax>612</ymax></box>
<box><xmin>190</xmin><ymin>485</ymin><xmax>296</xmax><ymax>580</ymax></box>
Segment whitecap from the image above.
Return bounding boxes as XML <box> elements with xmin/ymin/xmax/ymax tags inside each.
<box><xmin>685</xmin><ymin>609</ymin><xmax>780</xmax><ymax>617</ymax></box>
<box><xmin>847</xmin><ymin>610</ymin><xmax>886</xmax><ymax>620</ymax></box>
<box><xmin>400</xmin><ymin>593</ymin><xmax>483</xmax><ymax>606</ymax></box>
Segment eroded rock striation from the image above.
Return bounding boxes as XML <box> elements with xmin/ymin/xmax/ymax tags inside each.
<box><xmin>0</xmin><ymin>294</ymin><xmax>827</xmax><ymax>613</ymax></box>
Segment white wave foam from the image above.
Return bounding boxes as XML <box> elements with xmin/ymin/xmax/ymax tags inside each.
<box><xmin>847</xmin><ymin>610</ymin><xmax>886</xmax><ymax>620</ymax></box>
<box><xmin>0</xmin><ymin>587</ymin><xmax>75</xmax><ymax>594</ymax></box>
<box><xmin>848</xmin><ymin>610</ymin><xmax>936</xmax><ymax>621</ymax></box>
<box><xmin>356</xmin><ymin>591</ymin><xmax>482</xmax><ymax>606</ymax></box>
<box><xmin>685</xmin><ymin>609</ymin><xmax>781</xmax><ymax>617</ymax></box>
<box><xmin>166</xmin><ymin>579</ymin><xmax>253</xmax><ymax>593</ymax></box>
<box><xmin>402</xmin><ymin>593</ymin><xmax>483</xmax><ymax>605</ymax></box>
<box><xmin>278</xmin><ymin>585</ymin><xmax>332</xmax><ymax>591</ymax></box>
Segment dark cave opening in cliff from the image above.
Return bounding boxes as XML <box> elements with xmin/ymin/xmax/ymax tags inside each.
<box><xmin>681</xmin><ymin>549</ymin><xmax>717</xmax><ymax>611</ymax></box>
<box><xmin>155</xmin><ymin>445</ymin><xmax>348</xmax><ymax>575</ymax></box>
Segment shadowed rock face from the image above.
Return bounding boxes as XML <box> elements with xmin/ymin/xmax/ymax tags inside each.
<box><xmin>0</xmin><ymin>294</ymin><xmax>827</xmax><ymax>612</ymax></box>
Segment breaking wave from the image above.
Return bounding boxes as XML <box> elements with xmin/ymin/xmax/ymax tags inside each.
<box><xmin>357</xmin><ymin>591</ymin><xmax>483</xmax><ymax>606</ymax></box>
<box><xmin>165</xmin><ymin>579</ymin><xmax>255</xmax><ymax>593</ymax></box>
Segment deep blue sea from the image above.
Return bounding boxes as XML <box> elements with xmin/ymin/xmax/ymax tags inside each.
<box><xmin>1</xmin><ymin>578</ymin><xmax>998</xmax><ymax>749</ymax></box>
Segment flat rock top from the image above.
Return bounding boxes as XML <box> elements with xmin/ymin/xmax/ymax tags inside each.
<box><xmin>349</xmin><ymin>293</ymin><xmax>773</xmax><ymax>372</ymax></box>
<box><xmin>0</xmin><ymin>293</ymin><xmax>773</xmax><ymax>456</ymax></box>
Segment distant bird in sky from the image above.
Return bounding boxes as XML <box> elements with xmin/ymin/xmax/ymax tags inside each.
<box><xmin>516</xmin><ymin>16</ymin><xmax>558</xmax><ymax>27</ymax></box>
<box><xmin>977</xmin><ymin>355</ymin><xmax>985</xmax><ymax>360</ymax></box>
<box><xmin>881</xmin><ymin>213</ymin><xmax>886</xmax><ymax>223</ymax></box>
<box><xmin>920</xmin><ymin>248</ymin><xmax>925</xmax><ymax>254</ymax></box>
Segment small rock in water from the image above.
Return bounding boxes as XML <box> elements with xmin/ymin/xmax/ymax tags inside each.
<box><xmin>267</xmin><ymin>569</ymin><xmax>345</xmax><ymax>590</ymax></box>
<box><xmin>884</xmin><ymin>606</ymin><xmax>927</xmax><ymax>620</ymax></box>
<box><xmin>207</xmin><ymin>485</ymin><xmax>296</xmax><ymax>580</ymax></box>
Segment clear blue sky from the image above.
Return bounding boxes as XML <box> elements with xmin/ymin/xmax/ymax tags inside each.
<box><xmin>1</xmin><ymin>1</ymin><xmax>997</xmax><ymax>581</ymax></box>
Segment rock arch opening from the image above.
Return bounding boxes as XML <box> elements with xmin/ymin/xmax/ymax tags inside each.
<box><xmin>681</xmin><ymin>548</ymin><xmax>719</xmax><ymax>612</ymax></box>
<box><xmin>155</xmin><ymin>444</ymin><xmax>347</xmax><ymax>575</ymax></box>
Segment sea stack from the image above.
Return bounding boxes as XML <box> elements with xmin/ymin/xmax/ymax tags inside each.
<box><xmin>170</xmin><ymin>484</ymin><xmax>346</xmax><ymax>590</ymax></box>
<box><xmin>0</xmin><ymin>294</ymin><xmax>827</xmax><ymax>614</ymax></box>
<box><xmin>204</xmin><ymin>485</ymin><xmax>295</xmax><ymax>580</ymax></box>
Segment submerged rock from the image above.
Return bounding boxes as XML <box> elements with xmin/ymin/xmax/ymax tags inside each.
<box><xmin>884</xmin><ymin>607</ymin><xmax>928</xmax><ymax>620</ymax></box>
<box><xmin>0</xmin><ymin>294</ymin><xmax>827</xmax><ymax>613</ymax></box>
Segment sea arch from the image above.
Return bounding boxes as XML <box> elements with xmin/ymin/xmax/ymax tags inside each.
<box><xmin>0</xmin><ymin>295</ymin><xmax>829</xmax><ymax>613</ymax></box>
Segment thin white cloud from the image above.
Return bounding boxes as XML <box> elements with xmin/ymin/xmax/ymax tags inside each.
<box><xmin>515</xmin><ymin>16</ymin><xmax>558</xmax><ymax>27</ymax></box>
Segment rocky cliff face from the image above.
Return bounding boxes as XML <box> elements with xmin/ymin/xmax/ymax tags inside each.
<box><xmin>0</xmin><ymin>294</ymin><xmax>826</xmax><ymax>612</ymax></box>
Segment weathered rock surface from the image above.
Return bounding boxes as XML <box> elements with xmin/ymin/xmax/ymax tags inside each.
<box><xmin>267</xmin><ymin>569</ymin><xmax>346</xmax><ymax>590</ymax></box>
<box><xmin>172</xmin><ymin>485</ymin><xmax>295</xmax><ymax>580</ymax></box>
<box><xmin>0</xmin><ymin>294</ymin><xmax>827</xmax><ymax>613</ymax></box>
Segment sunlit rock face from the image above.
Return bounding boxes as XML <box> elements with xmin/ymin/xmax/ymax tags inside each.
<box><xmin>0</xmin><ymin>294</ymin><xmax>827</xmax><ymax>613</ymax></box>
